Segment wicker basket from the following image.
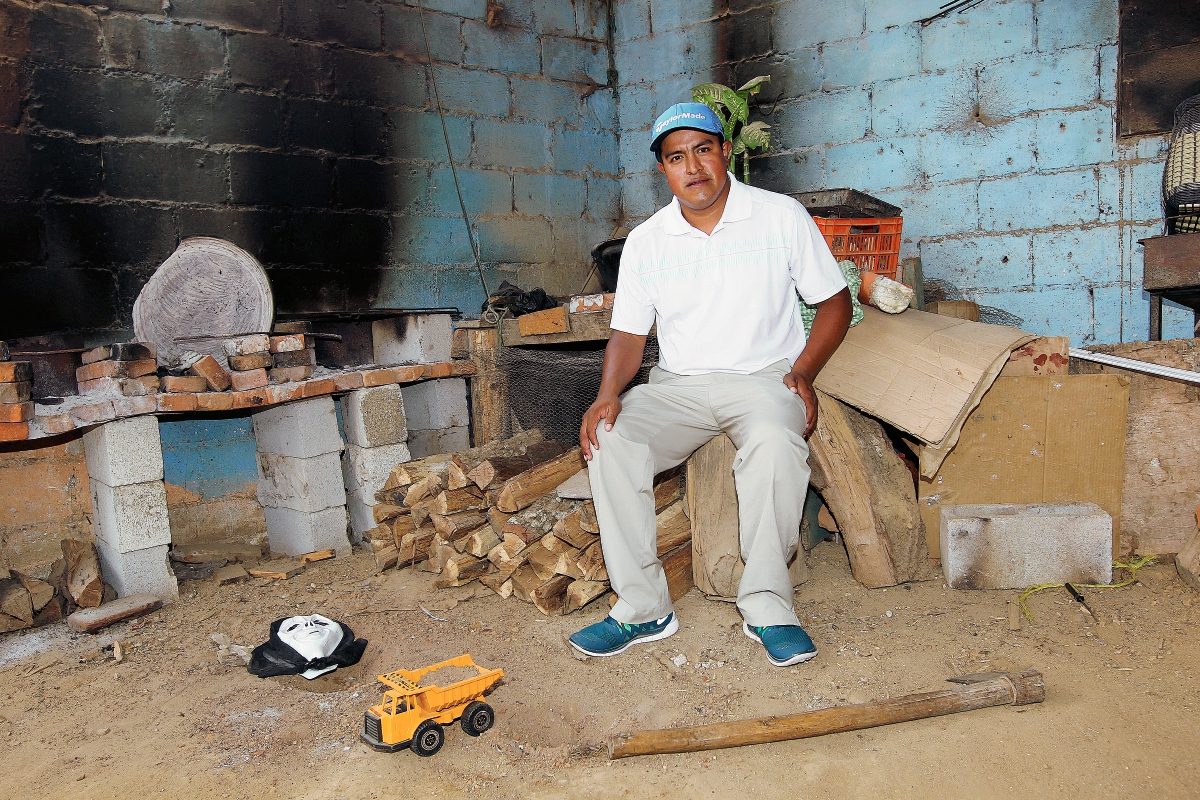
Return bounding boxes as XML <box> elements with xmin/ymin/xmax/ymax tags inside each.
<box><xmin>1164</xmin><ymin>94</ymin><xmax>1200</xmax><ymax>234</ymax></box>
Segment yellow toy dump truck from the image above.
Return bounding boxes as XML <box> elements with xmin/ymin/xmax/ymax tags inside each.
<box><xmin>360</xmin><ymin>654</ymin><xmax>503</xmax><ymax>756</ymax></box>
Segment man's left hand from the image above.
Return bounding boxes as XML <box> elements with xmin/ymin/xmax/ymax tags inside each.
<box><xmin>783</xmin><ymin>369</ymin><xmax>818</xmax><ymax>437</ymax></box>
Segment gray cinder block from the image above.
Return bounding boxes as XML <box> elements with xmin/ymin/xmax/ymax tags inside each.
<box><xmin>401</xmin><ymin>379</ymin><xmax>469</xmax><ymax>430</ymax></box>
<box><xmin>83</xmin><ymin>416</ymin><xmax>164</xmax><ymax>486</ymax></box>
<box><xmin>94</xmin><ymin>539</ymin><xmax>179</xmax><ymax>602</ymax></box>
<box><xmin>256</xmin><ymin>451</ymin><xmax>347</xmax><ymax>513</ymax></box>
<box><xmin>251</xmin><ymin>396</ymin><xmax>344</xmax><ymax>457</ymax></box>
<box><xmin>340</xmin><ymin>384</ymin><xmax>408</xmax><ymax>448</ymax></box>
<box><xmin>262</xmin><ymin>505</ymin><xmax>351</xmax><ymax>558</ymax></box>
<box><xmin>90</xmin><ymin>480</ymin><xmax>173</xmax><ymax>552</ymax></box>
<box><xmin>941</xmin><ymin>503</ymin><xmax>1112</xmax><ymax>589</ymax></box>
<box><xmin>372</xmin><ymin>314</ymin><xmax>453</xmax><ymax>365</ymax></box>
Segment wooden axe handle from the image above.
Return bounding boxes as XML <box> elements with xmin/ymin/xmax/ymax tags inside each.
<box><xmin>608</xmin><ymin>669</ymin><xmax>1044</xmax><ymax>759</ymax></box>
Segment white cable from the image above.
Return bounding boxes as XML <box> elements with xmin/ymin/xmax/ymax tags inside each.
<box><xmin>1069</xmin><ymin>347</ymin><xmax>1200</xmax><ymax>385</ymax></box>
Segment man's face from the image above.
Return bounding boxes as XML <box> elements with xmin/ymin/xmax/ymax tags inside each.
<box><xmin>656</xmin><ymin>129</ymin><xmax>733</xmax><ymax>211</ymax></box>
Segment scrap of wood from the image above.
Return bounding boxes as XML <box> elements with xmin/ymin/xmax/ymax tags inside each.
<box><xmin>300</xmin><ymin>549</ymin><xmax>335</xmax><ymax>564</ymax></box>
<box><xmin>247</xmin><ymin>560</ymin><xmax>304</xmax><ymax>579</ymax></box>
<box><xmin>66</xmin><ymin>594</ymin><xmax>163</xmax><ymax>634</ymax></box>
<box><xmin>495</xmin><ymin>447</ymin><xmax>586</xmax><ymax>512</ymax></box>
<box><xmin>518</xmin><ymin>306</ymin><xmax>570</xmax><ymax>337</ymax></box>
<box><xmin>214</xmin><ymin>564</ymin><xmax>249</xmax><ymax>586</ymax></box>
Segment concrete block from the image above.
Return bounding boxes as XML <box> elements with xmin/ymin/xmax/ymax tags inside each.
<box><xmin>541</xmin><ymin>37</ymin><xmax>608</xmax><ymax>84</ymax></box>
<box><xmin>871</xmin><ymin>69</ymin><xmax>971</xmax><ymax>137</ymax></box>
<box><xmin>613</xmin><ymin>0</ymin><xmax>650</xmax><ymax>42</ymax></box>
<box><xmin>262</xmin><ymin>505</ymin><xmax>352</xmax><ymax>558</ymax></box>
<box><xmin>230</xmin><ymin>150</ymin><xmax>333</xmax><ymax>208</ymax></box>
<box><xmin>371</xmin><ymin>313</ymin><xmax>453</xmax><ymax>365</ymax></box>
<box><xmin>772</xmin><ymin>0</ymin><xmax>863</xmax><ymax>50</ymax></box>
<box><xmin>474</xmin><ymin>119</ymin><xmax>552</xmax><ymax>170</ymax></box>
<box><xmin>30</xmin><ymin>69</ymin><xmax>160</xmax><ymax>139</ymax></box>
<box><xmin>515</xmin><ymin>172</ymin><xmax>587</xmax><ymax>217</ymax></box>
<box><xmin>940</xmin><ymin>503</ymin><xmax>1112</xmax><ymax>589</ymax></box>
<box><xmin>552</xmin><ymin>129</ymin><xmax>618</xmax><ymax>175</ymax></box>
<box><xmin>773</xmin><ymin>88</ymin><xmax>869</xmax><ymax>148</ymax></box>
<box><xmin>826</xmin><ymin>137</ymin><xmax>918</xmax><ymax>192</ymax></box>
<box><xmin>823</xmin><ymin>26</ymin><xmax>918</xmax><ymax>88</ymax></box>
<box><xmin>256</xmin><ymin>451</ymin><xmax>347</xmax><ymax>513</ymax></box>
<box><xmin>345</xmin><ymin>490</ymin><xmax>377</xmax><ymax>540</ymax></box>
<box><xmin>476</xmin><ymin>217</ymin><xmax>553</xmax><ymax>262</ymax></box>
<box><xmin>340</xmin><ymin>384</ymin><xmax>408</xmax><ymax>448</ymax></box>
<box><xmin>512</xmin><ymin>77</ymin><xmax>583</xmax><ymax>123</ymax></box>
<box><xmin>342</xmin><ymin>442</ymin><xmax>412</xmax><ymax>499</ymax></box>
<box><xmin>90</xmin><ymin>480</ymin><xmax>172</xmax><ymax>552</ymax></box>
<box><xmin>102</xmin><ymin>142</ymin><xmax>228</xmax><ymax>205</ymax></box>
<box><xmin>390</xmin><ymin>111</ymin><xmax>471</xmax><ymax>164</ymax></box>
<box><xmin>333</xmin><ymin>50</ymin><xmax>428</xmax><ymax>108</ymax></box>
<box><xmin>282</xmin><ymin>0</ymin><xmax>381</xmax><ymax>50</ymax></box>
<box><xmin>919</xmin><ymin>0</ymin><xmax>1033</xmax><ymax>71</ymax></box>
<box><xmin>978</xmin><ymin>48</ymin><xmax>1100</xmax><ymax>118</ymax></box>
<box><xmin>95</xmin><ymin>539</ymin><xmax>179</xmax><ymax>602</ymax></box>
<box><xmin>252</xmin><ymin>396</ymin><xmax>344</xmax><ymax>458</ymax></box>
<box><xmin>431</xmin><ymin>66</ymin><xmax>510</xmax><ymax>117</ymax></box>
<box><xmin>401</xmin><ymin>378</ymin><xmax>469</xmax><ymax>430</ymax></box>
<box><xmin>920</xmin><ymin>118</ymin><xmax>1037</xmax><ymax>185</ymax></box>
<box><xmin>463</xmin><ymin>19</ymin><xmax>540</xmax><ymax>74</ymax></box>
<box><xmin>229</xmin><ymin>33</ymin><xmax>331</xmax><ymax>95</ymax></box>
<box><xmin>406</xmin><ymin>426</ymin><xmax>471</xmax><ymax>458</ymax></box>
<box><xmin>919</xmin><ymin>233</ymin><xmax>1033</xmax><ymax>290</ymax></box>
<box><xmin>384</xmin><ymin>5</ymin><xmax>463</xmax><ymax>64</ymax></box>
<box><xmin>83</xmin><ymin>416</ymin><xmax>164</xmax><ymax>487</ymax></box>
<box><xmin>979</xmin><ymin>169</ymin><xmax>1098</xmax><ymax>232</ymax></box>
<box><xmin>1035</xmin><ymin>107</ymin><xmax>1115</xmax><ymax>171</ymax></box>
<box><xmin>431</xmin><ymin>167</ymin><xmax>512</xmax><ymax>215</ymax></box>
<box><xmin>1031</xmin><ymin>225</ymin><xmax>1121</xmax><ymax>285</ymax></box>
<box><xmin>101</xmin><ymin>17</ymin><xmax>224</xmax><ymax>80</ymax></box>
<box><xmin>170</xmin><ymin>85</ymin><xmax>284</xmax><ymax>149</ymax></box>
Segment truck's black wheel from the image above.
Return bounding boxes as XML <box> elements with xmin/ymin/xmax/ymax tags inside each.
<box><xmin>460</xmin><ymin>701</ymin><xmax>494</xmax><ymax>736</ymax></box>
<box><xmin>410</xmin><ymin>720</ymin><xmax>445</xmax><ymax>756</ymax></box>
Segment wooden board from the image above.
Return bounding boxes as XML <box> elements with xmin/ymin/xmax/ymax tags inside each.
<box><xmin>919</xmin><ymin>375</ymin><xmax>1130</xmax><ymax>559</ymax></box>
<box><xmin>518</xmin><ymin>306</ymin><xmax>570</xmax><ymax>337</ymax></box>
<box><xmin>502</xmin><ymin>309</ymin><xmax>614</xmax><ymax>346</ymax></box>
<box><xmin>1073</xmin><ymin>340</ymin><xmax>1199</xmax><ymax>555</ymax></box>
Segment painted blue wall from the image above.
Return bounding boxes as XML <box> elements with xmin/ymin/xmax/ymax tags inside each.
<box><xmin>612</xmin><ymin>0</ymin><xmax>1196</xmax><ymax>344</ymax></box>
<box><xmin>160</xmin><ymin>416</ymin><xmax>260</xmax><ymax>499</ymax></box>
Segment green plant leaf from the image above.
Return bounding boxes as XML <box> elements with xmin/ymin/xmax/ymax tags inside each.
<box><xmin>691</xmin><ymin>83</ymin><xmax>746</xmax><ymax>140</ymax></box>
<box><xmin>739</xmin><ymin>120</ymin><xmax>771</xmax><ymax>151</ymax></box>
<box><xmin>736</xmin><ymin>75</ymin><xmax>771</xmax><ymax>96</ymax></box>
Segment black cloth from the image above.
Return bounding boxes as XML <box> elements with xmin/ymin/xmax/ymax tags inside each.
<box><xmin>248</xmin><ymin>618</ymin><xmax>368</xmax><ymax>678</ymax></box>
<box><xmin>482</xmin><ymin>280</ymin><xmax>558</xmax><ymax>317</ymax></box>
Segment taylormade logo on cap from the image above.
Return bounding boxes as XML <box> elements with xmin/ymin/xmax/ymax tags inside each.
<box><xmin>650</xmin><ymin>102</ymin><xmax>723</xmax><ymax>152</ymax></box>
<box><xmin>654</xmin><ymin>111</ymin><xmax>712</xmax><ymax>135</ymax></box>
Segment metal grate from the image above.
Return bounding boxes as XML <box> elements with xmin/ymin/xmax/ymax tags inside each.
<box><xmin>364</xmin><ymin>712</ymin><xmax>382</xmax><ymax>741</ymax></box>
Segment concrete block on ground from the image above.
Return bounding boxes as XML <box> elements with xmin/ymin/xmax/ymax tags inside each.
<box><xmin>342</xmin><ymin>441</ymin><xmax>412</xmax><ymax>499</ymax></box>
<box><xmin>340</xmin><ymin>384</ymin><xmax>408</xmax><ymax>448</ymax></box>
<box><xmin>94</xmin><ymin>539</ymin><xmax>179</xmax><ymax>602</ymax></box>
<box><xmin>940</xmin><ymin>503</ymin><xmax>1112</xmax><ymax>589</ymax></box>
<box><xmin>90</xmin><ymin>480</ymin><xmax>173</xmax><ymax>552</ymax></box>
<box><xmin>256</xmin><ymin>451</ymin><xmax>347</xmax><ymax>513</ymax></box>
<box><xmin>401</xmin><ymin>378</ymin><xmax>468</xmax><ymax>430</ymax></box>
<box><xmin>251</xmin><ymin>396</ymin><xmax>343</xmax><ymax>457</ymax></box>
<box><xmin>262</xmin><ymin>505</ymin><xmax>351</xmax><ymax>558</ymax></box>
<box><xmin>406</xmin><ymin>426</ymin><xmax>471</xmax><ymax>458</ymax></box>
<box><xmin>345</xmin><ymin>490</ymin><xmax>377</xmax><ymax>540</ymax></box>
<box><xmin>83</xmin><ymin>416</ymin><xmax>163</xmax><ymax>486</ymax></box>
<box><xmin>371</xmin><ymin>314</ymin><xmax>453</xmax><ymax>365</ymax></box>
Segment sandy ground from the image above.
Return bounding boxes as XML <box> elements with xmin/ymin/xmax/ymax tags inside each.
<box><xmin>1</xmin><ymin>541</ymin><xmax>1197</xmax><ymax>800</ymax></box>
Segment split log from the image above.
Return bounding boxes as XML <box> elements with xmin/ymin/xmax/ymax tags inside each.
<box><xmin>686</xmin><ymin>435</ymin><xmax>742</xmax><ymax>599</ymax></box>
<box><xmin>383</xmin><ymin>455</ymin><xmax>455</xmax><ymax>491</ymax></box>
<box><xmin>247</xmin><ymin>559</ymin><xmax>304</xmax><ymax>579</ymax></box>
<box><xmin>554</xmin><ymin>550</ymin><xmax>584</xmax><ymax>580</ymax></box>
<box><xmin>425</xmin><ymin>542</ymin><xmax>458</xmax><ymax>574</ymax></box>
<box><xmin>495</xmin><ymin>447</ymin><xmax>586</xmax><ymax>513</ymax></box>
<box><xmin>479</xmin><ymin>573</ymin><xmax>514</xmax><ymax>598</ymax></box>
<box><xmin>403</xmin><ymin>474</ymin><xmax>444</xmax><ymax>507</ymax></box>
<box><xmin>66</xmin><ymin>593</ymin><xmax>163</xmax><ymax>633</ymax></box>
<box><xmin>467</xmin><ymin>442</ymin><xmax>569</xmax><ymax>490</ymax></box>
<box><xmin>510</xmin><ymin>564</ymin><xmax>544</xmax><ymax>602</ymax></box>
<box><xmin>807</xmin><ymin>390</ymin><xmax>930</xmax><ymax>587</ymax></box>
<box><xmin>397</xmin><ymin>529</ymin><xmax>437</xmax><ymax>568</ymax></box>
<box><xmin>465</xmin><ymin>326</ymin><xmax>511</xmax><ymax>445</ymax></box>
<box><xmin>654</xmin><ymin>472</ymin><xmax>683</xmax><ymax>512</ymax></box>
<box><xmin>487</xmin><ymin>534</ymin><xmax>528</xmax><ymax>565</ymax></box>
<box><xmin>370</xmin><ymin>540</ymin><xmax>399</xmax><ymax>571</ymax></box>
<box><xmin>431</xmin><ymin>488</ymin><xmax>487</xmax><ymax>515</ymax></box>
<box><xmin>61</xmin><ymin>538</ymin><xmax>104</xmax><ymax>609</ymax></box>
<box><xmin>390</xmin><ymin>514</ymin><xmax>418</xmax><ymax>545</ymax></box>
<box><xmin>565</xmin><ymin>579</ymin><xmax>609</xmax><ymax>613</ymax></box>
<box><xmin>580</xmin><ymin>501</ymin><xmax>599</xmax><ymax>533</ymax></box>
<box><xmin>465</xmin><ymin>527</ymin><xmax>501</xmax><ymax>558</ymax></box>
<box><xmin>408</xmin><ymin>496</ymin><xmax>438</xmax><ymax>528</ymax></box>
<box><xmin>300</xmin><ymin>549</ymin><xmax>334</xmax><ymax>564</ymax></box>
<box><xmin>447</xmin><ymin>456</ymin><xmax>473</xmax><ymax>490</ymax></box>
<box><xmin>435</xmin><ymin>553</ymin><xmax>492</xmax><ymax>588</ymax></box>
<box><xmin>526</xmin><ymin>546</ymin><xmax>562</xmax><ymax>581</ymax></box>
<box><xmin>553</xmin><ymin>510</ymin><xmax>600</xmax><ymax>550</ymax></box>
<box><xmin>578</xmin><ymin>540</ymin><xmax>608</xmax><ymax>582</ymax></box>
<box><xmin>488</xmin><ymin>507</ymin><xmax>513</xmax><ymax>537</ymax></box>
<box><xmin>0</xmin><ymin>579</ymin><xmax>33</xmax><ymax>624</ymax></box>
<box><xmin>540</xmin><ymin>530</ymin><xmax>576</xmax><ymax>554</ymax></box>
<box><xmin>656</xmin><ymin>500</ymin><xmax>691</xmax><ymax>556</ymax></box>
<box><xmin>373</xmin><ymin>503</ymin><xmax>407</xmax><ymax>523</ymax></box>
<box><xmin>532</xmin><ymin>574</ymin><xmax>573</xmax><ymax>615</ymax></box>
<box><xmin>432</xmin><ymin>510</ymin><xmax>488</xmax><ymax>538</ymax></box>
<box><xmin>501</xmin><ymin>521</ymin><xmax>543</xmax><ymax>546</ymax></box>
<box><xmin>662</xmin><ymin>542</ymin><xmax>694</xmax><ymax>601</ymax></box>
<box><xmin>13</xmin><ymin>571</ymin><xmax>55</xmax><ymax>612</ymax></box>
<box><xmin>0</xmin><ymin>613</ymin><xmax>28</xmax><ymax>632</ymax></box>
<box><xmin>33</xmin><ymin>595</ymin><xmax>65</xmax><ymax>627</ymax></box>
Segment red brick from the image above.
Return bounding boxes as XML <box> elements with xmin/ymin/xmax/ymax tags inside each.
<box><xmin>269</xmin><ymin>334</ymin><xmax>308</xmax><ymax>353</ymax></box>
<box><xmin>272</xmin><ymin>348</ymin><xmax>316</xmax><ymax>368</ymax></box>
<box><xmin>362</xmin><ymin>368</ymin><xmax>396</xmax><ymax>387</ymax></box>
<box><xmin>392</xmin><ymin>365</ymin><xmax>425</xmax><ymax>382</ymax></box>
<box><xmin>229</xmin><ymin>352</ymin><xmax>273</xmax><ymax>371</ymax></box>
<box><xmin>113</xmin><ymin>396</ymin><xmax>157</xmax><ymax>417</ymax></box>
<box><xmin>38</xmin><ymin>414</ymin><xmax>76</xmax><ymax>435</ymax></box>
<box><xmin>188</xmin><ymin>355</ymin><xmax>232</xmax><ymax>392</ymax></box>
<box><xmin>268</xmin><ymin>365</ymin><xmax>314</xmax><ymax>383</ymax></box>
<box><xmin>77</xmin><ymin>377</ymin><xmax>149</xmax><ymax>396</ymax></box>
<box><xmin>138</xmin><ymin>376</ymin><xmax>160</xmax><ymax>392</ymax></box>
<box><xmin>196</xmin><ymin>392</ymin><xmax>234</xmax><ymax>411</ymax></box>
<box><xmin>333</xmin><ymin>371</ymin><xmax>365</xmax><ymax>391</ymax></box>
<box><xmin>0</xmin><ymin>381</ymin><xmax>32</xmax><ymax>403</ymax></box>
<box><xmin>264</xmin><ymin>383</ymin><xmax>304</xmax><ymax>405</ymax></box>
<box><xmin>0</xmin><ymin>402</ymin><xmax>33</xmax><ymax>423</ymax></box>
<box><xmin>0</xmin><ymin>361</ymin><xmax>32</xmax><ymax>383</ymax></box>
<box><xmin>157</xmin><ymin>393</ymin><xmax>198</xmax><ymax>412</ymax></box>
<box><xmin>422</xmin><ymin>362</ymin><xmax>452</xmax><ymax>379</ymax></box>
<box><xmin>81</xmin><ymin>342</ymin><xmax>156</xmax><ymax>364</ymax></box>
<box><xmin>162</xmin><ymin>375</ymin><xmax>208</xmax><ymax>393</ymax></box>
<box><xmin>232</xmin><ymin>388</ymin><xmax>268</xmax><ymax>409</ymax></box>
<box><xmin>230</xmin><ymin>368</ymin><xmax>269</xmax><ymax>391</ymax></box>
<box><xmin>0</xmin><ymin>422</ymin><xmax>30</xmax><ymax>441</ymax></box>
<box><xmin>301</xmin><ymin>377</ymin><xmax>336</xmax><ymax>397</ymax></box>
<box><xmin>71</xmin><ymin>401</ymin><xmax>116</xmax><ymax>425</ymax></box>
<box><xmin>76</xmin><ymin>358</ymin><xmax>156</xmax><ymax>382</ymax></box>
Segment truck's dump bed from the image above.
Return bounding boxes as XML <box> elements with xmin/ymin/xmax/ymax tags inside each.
<box><xmin>378</xmin><ymin>654</ymin><xmax>503</xmax><ymax>715</ymax></box>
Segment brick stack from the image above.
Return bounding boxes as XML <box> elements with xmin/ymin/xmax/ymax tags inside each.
<box><xmin>223</xmin><ymin>334</ymin><xmax>272</xmax><ymax>391</ymax></box>
<box><xmin>269</xmin><ymin>322</ymin><xmax>316</xmax><ymax>384</ymax></box>
<box><xmin>0</xmin><ymin>342</ymin><xmax>34</xmax><ymax>442</ymax></box>
<box><xmin>76</xmin><ymin>342</ymin><xmax>159</xmax><ymax>397</ymax></box>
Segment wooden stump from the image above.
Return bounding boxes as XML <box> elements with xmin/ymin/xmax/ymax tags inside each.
<box><xmin>465</xmin><ymin>326</ymin><xmax>511</xmax><ymax>447</ymax></box>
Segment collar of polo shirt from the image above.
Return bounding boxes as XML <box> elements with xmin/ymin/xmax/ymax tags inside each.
<box><xmin>661</xmin><ymin>172</ymin><xmax>752</xmax><ymax>237</ymax></box>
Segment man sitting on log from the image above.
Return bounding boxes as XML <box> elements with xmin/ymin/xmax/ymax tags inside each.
<box><xmin>568</xmin><ymin>102</ymin><xmax>853</xmax><ymax>667</ymax></box>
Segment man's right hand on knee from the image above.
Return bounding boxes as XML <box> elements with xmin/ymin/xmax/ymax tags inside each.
<box><xmin>580</xmin><ymin>394</ymin><xmax>622</xmax><ymax>460</ymax></box>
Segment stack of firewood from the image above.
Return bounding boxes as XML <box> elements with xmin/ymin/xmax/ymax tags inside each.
<box><xmin>363</xmin><ymin>430</ymin><xmax>694</xmax><ymax>615</ymax></box>
<box><xmin>0</xmin><ymin>539</ymin><xmax>108</xmax><ymax>632</ymax></box>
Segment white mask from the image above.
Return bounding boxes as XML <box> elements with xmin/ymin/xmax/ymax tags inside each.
<box><xmin>277</xmin><ymin>614</ymin><xmax>344</xmax><ymax>679</ymax></box>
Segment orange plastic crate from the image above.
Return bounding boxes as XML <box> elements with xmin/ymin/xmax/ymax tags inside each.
<box><xmin>813</xmin><ymin>217</ymin><xmax>903</xmax><ymax>280</ymax></box>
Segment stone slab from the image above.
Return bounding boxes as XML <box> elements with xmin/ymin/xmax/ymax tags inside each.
<box><xmin>256</xmin><ymin>450</ymin><xmax>348</xmax><ymax>513</ymax></box>
<box><xmin>90</xmin><ymin>480</ymin><xmax>173</xmax><ymax>552</ymax></box>
<box><xmin>340</xmin><ymin>384</ymin><xmax>408</xmax><ymax>448</ymax></box>
<box><xmin>262</xmin><ymin>505</ymin><xmax>351</xmax><ymax>558</ymax></box>
<box><xmin>940</xmin><ymin>502</ymin><xmax>1112</xmax><ymax>589</ymax></box>
<box><xmin>94</xmin><ymin>540</ymin><xmax>179</xmax><ymax>601</ymax></box>
<box><xmin>251</xmin><ymin>396</ymin><xmax>343</xmax><ymax>457</ymax></box>
<box><xmin>83</xmin><ymin>416</ymin><xmax>164</xmax><ymax>486</ymax></box>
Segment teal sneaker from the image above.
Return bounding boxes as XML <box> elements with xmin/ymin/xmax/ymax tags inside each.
<box><xmin>743</xmin><ymin>622</ymin><xmax>818</xmax><ymax>666</ymax></box>
<box><xmin>568</xmin><ymin>613</ymin><xmax>678</xmax><ymax>657</ymax></box>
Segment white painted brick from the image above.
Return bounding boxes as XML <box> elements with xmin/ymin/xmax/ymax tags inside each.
<box><xmin>83</xmin><ymin>416</ymin><xmax>164</xmax><ymax>486</ymax></box>
<box><xmin>940</xmin><ymin>503</ymin><xmax>1112</xmax><ymax>590</ymax></box>
<box><xmin>342</xmin><ymin>442</ymin><xmax>412</xmax><ymax>497</ymax></box>
<box><xmin>224</xmin><ymin>334</ymin><xmax>271</xmax><ymax>358</ymax></box>
<box><xmin>372</xmin><ymin>314</ymin><xmax>453</xmax><ymax>365</ymax></box>
<box><xmin>400</xmin><ymin>378</ymin><xmax>469</xmax><ymax>430</ymax></box>
<box><xmin>251</xmin><ymin>396</ymin><xmax>344</xmax><ymax>457</ymax></box>
<box><xmin>94</xmin><ymin>539</ymin><xmax>179</xmax><ymax>602</ymax></box>
<box><xmin>340</xmin><ymin>384</ymin><xmax>408</xmax><ymax>448</ymax></box>
<box><xmin>263</xmin><ymin>505</ymin><xmax>352</xmax><ymax>558</ymax></box>
<box><xmin>90</xmin><ymin>480</ymin><xmax>172</xmax><ymax>552</ymax></box>
<box><xmin>407</xmin><ymin>426</ymin><xmax>471</xmax><ymax>458</ymax></box>
<box><xmin>256</xmin><ymin>451</ymin><xmax>347</xmax><ymax>513</ymax></box>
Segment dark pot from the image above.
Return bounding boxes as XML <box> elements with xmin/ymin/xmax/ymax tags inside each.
<box><xmin>590</xmin><ymin>237</ymin><xmax>625</xmax><ymax>293</ymax></box>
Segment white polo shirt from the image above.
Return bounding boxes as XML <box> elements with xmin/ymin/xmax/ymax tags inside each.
<box><xmin>610</xmin><ymin>174</ymin><xmax>847</xmax><ymax>376</ymax></box>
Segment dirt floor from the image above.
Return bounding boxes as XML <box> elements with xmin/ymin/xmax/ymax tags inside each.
<box><xmin>1</xmin><ymin>540</ymin><xmax>1197</xmax><ymax>799</ymax></box>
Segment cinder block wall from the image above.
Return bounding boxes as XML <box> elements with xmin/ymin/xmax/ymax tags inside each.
<box><xmin>611</xmin><ymin>0</ymin><xmax>1194</xmax><ymax>344</ymax></box>
<box><xmin>0</xmin><ymin>0</ymin><xmax>619</xmax><ymax>341</ymax></box>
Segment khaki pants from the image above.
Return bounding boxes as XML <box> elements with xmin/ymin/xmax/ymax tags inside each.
<box><xmin>586</xmin><ymin>359</ymin><xmax>809</xmax><ymax>628</ymax></box>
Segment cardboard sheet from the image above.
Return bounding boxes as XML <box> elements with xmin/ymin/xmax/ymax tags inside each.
<box><xmin>813</xmin><ymin>307</ymin><xmax>1035</xmax><ymax>477</ymax></box>
<box><xmin>918</xmin><ymin>375</ymin><xmax>1130</xmax><ymax>560</ymax></box>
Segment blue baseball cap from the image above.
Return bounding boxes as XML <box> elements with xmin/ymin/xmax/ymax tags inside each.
<box><xmin>650</xmin><ymin>102</ymin><xmax>724</xmax><ymax>155</ymax></box>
